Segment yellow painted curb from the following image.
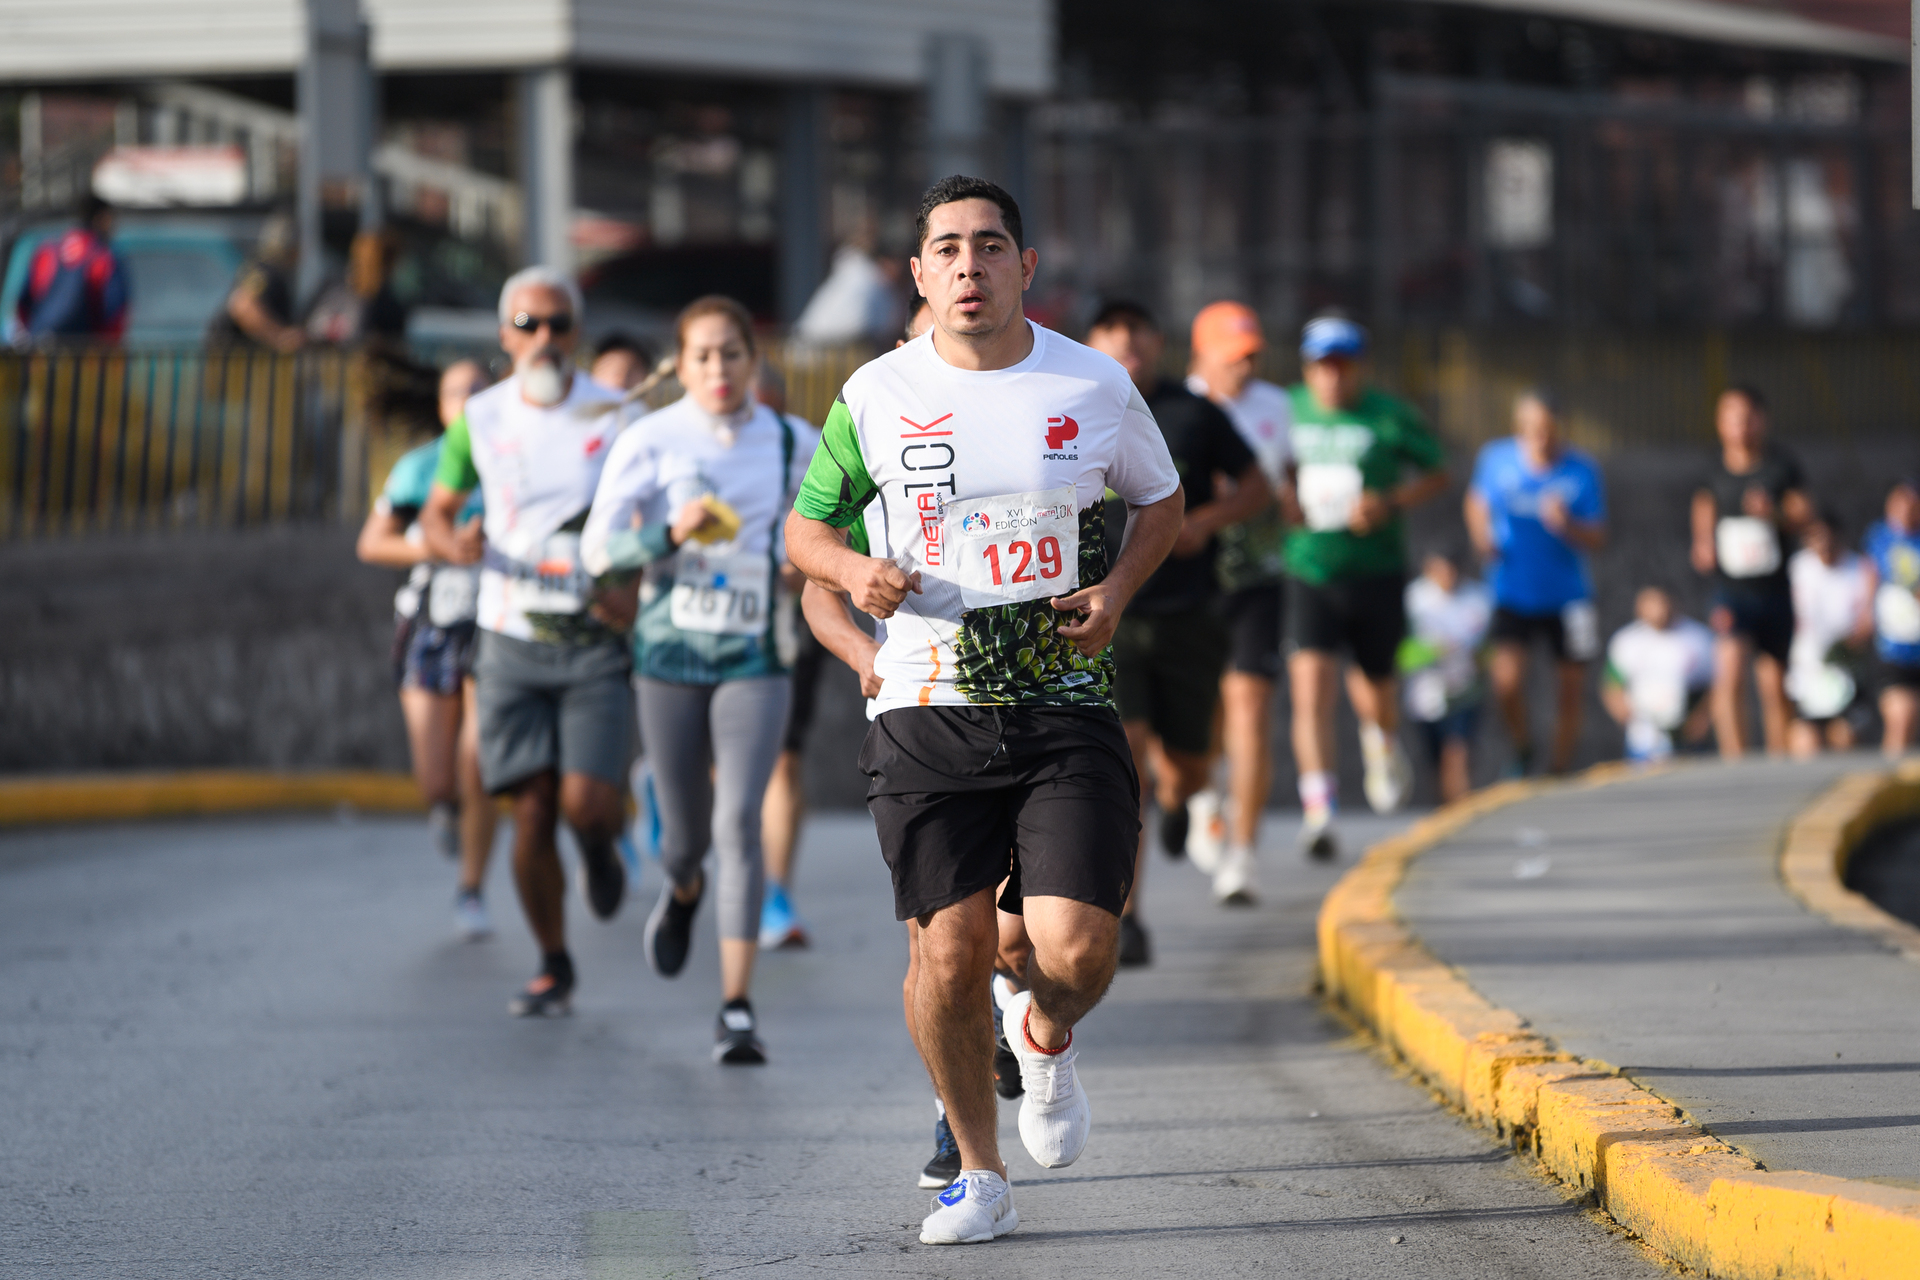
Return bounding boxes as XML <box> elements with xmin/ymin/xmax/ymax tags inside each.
<box><xmin>0</xmin><ymin>770</ymin><xmax>426</xmax><ymax>826</ymax></box>
<box><xmin>1780</xmin><ymin>760</ymin><xmax>1920</xmax><ymax>962</ymax></box>
<box><xmin>1318</xmin><ymin>763</ymin><xmax>1920</xmax><ymax>1279</ymax></box>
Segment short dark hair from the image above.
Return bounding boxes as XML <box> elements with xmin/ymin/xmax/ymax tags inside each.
<box><xmin>81</xmin><ymin>192</ymin><xmax>113</xmax><ymax>227</ymax></box>
<box><xmin>1722</xmin><ymin>382</ymin><xmax>1769</xmax><ymax>413</ymax></box>
<box><xmin>593</xmin><ymin>330</ymin><xmax>653</xmax><ymax>364</ymax></box>
<box><xmin>915</xmin><ymin>175</ymin><xmax>1024</xmax><ymax>252</ymax></box>
<box><xmin>1087</xmin><ymin>299</ymin><xmax>1157</xmax><ymax>335</ymax></box>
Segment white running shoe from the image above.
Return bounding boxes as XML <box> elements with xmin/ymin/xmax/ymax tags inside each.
<box><xmin>1298</xmin><ymin>810</ymin><xmax>1339</xmax><ymax>862</ymax></box>
<box><xmin>1361</xmin><ymin>727</ymin><xmax>1414</xmax><ymax>814</ymax></box>
<box><xmin>919</xmin><ymin>1169</ymin><xmax>1017</xmax><ymax>1245</ymax></box>
<box><xmin>1185</xmin><ymin>790</ymin><xmax>1226</xmax><ymax>875</ymax></box>
<box><xmin>1002</xmin><ymin>990</ymin><xmax>1091</xmax><ymax>1169</ymax></box>
<box><xmin>1212</xmin><ymin>845</ymin><xmax>1259</xmax><ymax>905</ymax></box>
<box><xmin>454</xmin><ymin>891</ymin><xmax>492</xmax><ymax>940</ymax></box>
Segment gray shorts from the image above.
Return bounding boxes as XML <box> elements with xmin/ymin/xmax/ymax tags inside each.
<box><xmin>472</xmin><ymin>630</ymin><xmax>633</xmax><ymax>793</ymax></box>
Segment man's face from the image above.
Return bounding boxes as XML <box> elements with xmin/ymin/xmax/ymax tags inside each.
<box><xmin>1304</xmin><ymin>356</ymin><xmax>1362</xmax><ymax>410</ymax></box>
<box><xmin>591</xmin><ymin>349</ymin><xmax>645</xmax><ymax>393</ymax></box>
<box><xmin>499</xmin><ymin>284</ymin><xmax>578</xmax><ymax>366</ymax></box>
<box><xmin>1888</xmin><ymin>484</ymin><xmax>1920</xmax><ymax>532</ymax></box>
<box><xmin>437</xmin><ymin>360</ymin><xmax>488</xmax><ymax>427</ymax></box>
<box><xmin>897</xmin><ymin>301</ymin><xmax>934</xmax><ymax>348</ymax></box>
<box><xmin>909</xmin><ymin>199</ymin><xmax>1037</xmax><ymax>342</ymax></box>
<box><xmin>1085</xmin><ymin>319</ymin><xmax>1163</xmax><ymax>396</ymax></box>
<box><xmin>1636</xmin><ymin>588</ymin><xmax>1673</xmax><ymax>630</ymax></box>
<box><xmin>1716</xmin><ymin>391</ymin><xmax>1764</xmax><ymax>453</ymax></box>
<box><xmin>1514</xmin><ymin>397</ymin><xmax>1559</xmax><ymax>459</ymax></box>
<box><xmin>1195</xmin><ymin>351</ymin><xmax>1258</xmax><ymax>402</ymax></box>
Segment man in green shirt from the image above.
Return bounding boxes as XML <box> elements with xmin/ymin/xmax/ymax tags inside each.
<box><xmin>1284</xmin><ymin>316</ymin><xmax>1446</xmax><ymax>860</ymax></box>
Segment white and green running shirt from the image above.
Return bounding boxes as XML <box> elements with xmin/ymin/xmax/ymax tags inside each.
<box><xmin>792</xmin><ymin>322</ymin><xmax>1180</xmax><ymax>717</ymax></box>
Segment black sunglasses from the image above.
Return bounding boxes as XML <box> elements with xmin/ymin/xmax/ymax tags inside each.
<box><xmin>510</xmin><ymin>311</ymin><xmax>575</xmax><ymax>334</ymax></box>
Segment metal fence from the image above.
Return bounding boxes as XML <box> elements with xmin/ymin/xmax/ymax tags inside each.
<box><xmin>0</xmin><ymin>342</ymin><xmax>871</xmax><ymax>542</ymax></box>
<box><xmin>0</xmin><ymin>348</ymin><xmax>363</xmax><ymax>539</ymax></box>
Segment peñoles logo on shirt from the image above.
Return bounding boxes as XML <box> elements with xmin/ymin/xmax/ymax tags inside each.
<box><xmin>1044</xmin><ymin>414</ymin><xmax>1078</xmax><ymax>459</ymax></box>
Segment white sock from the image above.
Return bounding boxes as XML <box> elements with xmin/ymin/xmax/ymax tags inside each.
<box><xmin>991</xmin><ymin>973</ymin><xmax>1018</xmax><ymax>1012</ymax></box>
<box><xmin>1227</xmin><ymin>843</ymin><xmax>1253</xmax><ymax>863</ymax></box>
<box><xmin>935</xmin><ymin>1097</ymin><xmax>945</xmax><ymax>1120</ymax></box>
<box><xmin>1298</xmin><ymin>770</ymin><xmax>1336</xmax><ymax>818</ymax></box>
<box><xmin>1359</xmin><ymin>720</ymin><xmax>1388</xmax><ymax>760</ymax></box>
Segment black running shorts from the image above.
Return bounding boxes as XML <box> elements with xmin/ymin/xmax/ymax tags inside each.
<box><xmin>1221</xmin><ymin>583</ymin><xmax>1284</xmax><ymax>679</ymax></box>
<box><xmin>1285</xmin><ymin>574</ymin><xmax>1406</xmax><ymax>679</ymax></box>
<box><xmin>858</xmin><ymin>705</ymin><xmax>1140</xmax><ymax>922</ymax></box>
<box><xmin>781</xmin><ymin>613</ymin><xmax>829</xmax><ymax>753</ymax></box>
<box><xmin>1112</xmin><ymin>609</ymin><xmax>1228</xmax><ymax>755</ymax></box>
<box><xmin>1490</xmin><ymin>606</ymin><xmax>1574</xmax><ymax>662</ymax></box>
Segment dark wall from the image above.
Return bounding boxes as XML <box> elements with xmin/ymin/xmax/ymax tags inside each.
<box><xmin>1</xmin><ymin>434</ymin><xmax>1911</xmax><ymax>810</ymax></box>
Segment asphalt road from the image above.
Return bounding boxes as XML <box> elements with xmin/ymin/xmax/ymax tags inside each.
<box><xmin>1</xmin><ymin>806</ymin><xmax>1663</xmax><ymax>1279</ymax></box>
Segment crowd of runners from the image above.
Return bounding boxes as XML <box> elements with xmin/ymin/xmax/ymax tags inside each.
<box><xmin>354</xmin><ymin>172</ymin><xmax>1920</xmax><ymax>1246</ymax></box>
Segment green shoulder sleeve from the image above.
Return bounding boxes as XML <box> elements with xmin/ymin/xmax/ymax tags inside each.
<box><xmin>434</xmin><ymin>414</ymin><xmax>480</xmax><ymax>493</ymax></box>
<box><xmin>792</xmin><ymin>397</ymin><xmax>878</xmax><ymax>529</ymax></box>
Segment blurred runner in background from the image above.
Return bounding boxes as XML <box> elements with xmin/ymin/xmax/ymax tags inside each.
<box><xmin>14</xmin><ymin>193</ymin><xmax>129</xmax><ymax>345</ymax></box>
<box><xmin>1785</xmin><ymin>507</ymin><xmax>1873</xmax><ymax>757</ymax></box>
<box><xmin>421</xmin><ymin>267</ymin><xmax>636</xmax><ymax>1018</ymax></box>
<box><xmin>755</xmin><ymin>359</ymin><xmax>826</xmax><ymax>952</ymax></box>
<box><xmin>1399</xmin><ymin>549</ymin><xmax>1491</xmax><ymax>803</ymax></box>
<box><xmin>1690</xmin><ymin>385</ymin><xmax>1809</xmax><ymax>757</ymax></box>
<box><xmin>208</xmin><ymin>213</ymin><xmax>303</xmax><ymax>353</ymax></box>
<box><xmin>1088</xmin><ymin>299</ymin><xmax>1267</xmax><ymax>948</ymax></box>
<box><xmin>357</xmin><ymin>360</ymin><xmax>497</xmax><ymax>938</ymax></box>
<box><xmin>1602</xmin><ymin>587</ymin><xmax>1715</xmax><ymax>762</ymax></box>
<box><xmin>1284</xmin><ymin>316</ymin><xmax>1446</xmax><ymax>861</ymax></box>
<box><xmin>1182</xmin><ymin>301</ymin><xmax>1290</xmax><ymax>904</ymax></box>
<box><xmin>583</xmin><ymin>296</ymin><xmax>816</xmax><ymax>1064</ymax></box>
<box><xmin>1465</xmin><ymin>389</ymin><xmax>1607</xmax><ymax>777</ymax></box>
<box><xmin>305</xmin><ymin>229</ymin><xmax>407</xmax><ymax>348</ymax></box>
<box><xmin>1865</xmin><ymin>478</ymin><xmax>1920</xmax><ymax>756</ymax></box>
<box><xmin>590</xmin><ymin>331</ymin><xmax>656</xmax><ymax>393</ymax></box>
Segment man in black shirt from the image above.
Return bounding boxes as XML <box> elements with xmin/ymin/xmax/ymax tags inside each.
<box><xmin>1688</xmin><ymin>384</ymin><xmax>1811</xmax><ymax>756</ymax></box>
<box><xmin>1086</xmin><ymin>301</ymin><xmax>1270</xmax><ymax>963</ymax></box>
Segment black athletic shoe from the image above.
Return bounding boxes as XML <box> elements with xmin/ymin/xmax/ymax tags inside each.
<box><xmin>713</xmin><ymin>999</ymin><xmax>767</xmax><ymax>1065</ymax></box>
<box><xmin>508</xmin><ymin>972</ymin><xmax>573</xmax><ymax>1017</ymax></box>
<box><xmin>918</xmin><ymin>1115</ymin><xmax>961</xmax><ymax>1189</ymax></box>
<box><xmin>1118</xmin><ymin>913</ymin><xmax>1152</xmax><ymax>967</ymax></box>
<box><xmin>580</xmin><ymin>839</ymin><xmax>627</xmax><ymax>921</ymax></box>
<box><xmin>1158</xmin><ymin>804</ymin><xmax>1190</xmax><ymax>859</ymax></box>
<box><xmin>646</xmin><ymin>878</ymin><xmax>703</xmax><ymax>977</ymax></box>
<box><xmin>991</xmin><ymin>1000</ymin><xmax>1024</xmax><ymax>1099</ymax></box>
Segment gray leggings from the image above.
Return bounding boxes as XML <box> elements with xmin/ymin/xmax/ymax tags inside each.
<box><xmin>636</xmin><ymin>676</ymin><xmax>792</xmax><ymax>943</ymax></box>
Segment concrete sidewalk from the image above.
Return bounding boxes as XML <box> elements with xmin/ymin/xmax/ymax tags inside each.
<box><xmin>1394</xmin><ymin>756</ymin><xmax>1920</xmax><ymax>1186</ymax></box>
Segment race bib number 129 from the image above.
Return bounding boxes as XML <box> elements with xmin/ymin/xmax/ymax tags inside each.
<box><xmin>946</xmin><ymin>486</ymin><xmax>1080</xmax><ymax>610</ymax></box>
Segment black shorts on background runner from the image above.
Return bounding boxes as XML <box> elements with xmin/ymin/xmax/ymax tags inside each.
<box><xmin>1286</xmin><ymin>574</ymin><xmax>1405</xmax><ymax>678</ymax></box>
<box><xmin>1490</xmin><ymin>607</ymin><xmax>1575</xmax><ymax>662</ymax></box>
<box><xmin>1712</xmin><ymin>588</ymin><xmax>1794</xmax><ymax>666</ymax></box>
<box><xmin>859</xmin><ymin>706</ymin><xmax>1140</xmax><ymax>921</ymax></box>
<box><xmin>1221</xmin><ymin>583</ymin><xmax>1284</xmax><ymax>679</ymax></box>
<box><xmin>782</xmin><ymin>615</ymin><xmax>829</xmax><ymax>752</ymax></box>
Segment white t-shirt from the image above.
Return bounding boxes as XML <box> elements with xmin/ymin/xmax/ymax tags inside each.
<box><xmin>1403</xmin><ymin>575</ymin><xmax>1492</xmax><ymax>719</ymax></box>
<box><xmin>1789</xmin><ymin>548</ymin><xmax>1870</xmax><ymax>655</ymax></box>
<box><xmin>581</xmin><ymin>398</ymin><xmax>818</xmax><ymax>585</ymax></box>
<box><xmin>1188</xmin><ymin>374</ymin><xmax>1291</xmax><ymax>485</ymax></box>
<box><xmin>793</xmin><ymin>321</ymin><xmax>1180</xmax><ymax>716</ymax></box>
<box><xmin>1607</xmin><ymin>617</ymin><xmax>1714</xmax><ymax>732</ymax></box>
<box><xmin>457</xmin><ymin>372</ymin><xmax>626</xmax><ymax>643</ymax></box>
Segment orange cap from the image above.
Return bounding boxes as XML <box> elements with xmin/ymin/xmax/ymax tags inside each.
<box><xmin>1191</xmin><ymin>301</ymin><xmax>1265</xmax><ymax>363</ymax></box>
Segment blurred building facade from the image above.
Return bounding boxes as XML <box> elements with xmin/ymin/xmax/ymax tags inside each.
<box><xmin>0</xmin><ymin>0</ymin><xmax>1911</xmax><ymax>338</ymax></box>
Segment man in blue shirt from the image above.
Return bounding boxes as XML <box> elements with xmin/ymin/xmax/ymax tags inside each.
<box><xmin>1865</xmin><ymin>477</ymin><xmax>1920</xmax><ymax>757</ymax></box>
<box><xmin>1465</xmin><ymin>389</ymin><xmax>1608</xmax><ymax>776</ymax></box>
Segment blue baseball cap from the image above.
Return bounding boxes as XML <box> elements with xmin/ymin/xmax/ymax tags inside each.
<box><xmin>1300</xmin><ymin>316</ymin><xmax>1367</xmax><ymax>362</ymax></box>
